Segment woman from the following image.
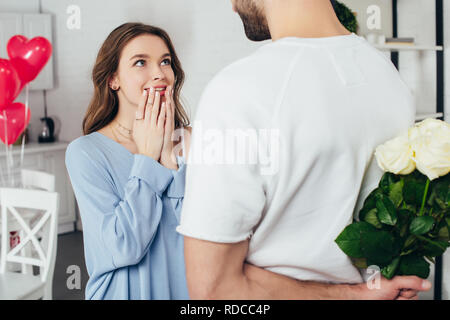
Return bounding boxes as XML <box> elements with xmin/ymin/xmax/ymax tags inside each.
<box><xmin>65</xmin><ymin>22</ymin><xmax>191</xmax><ymax>300</ymax></box>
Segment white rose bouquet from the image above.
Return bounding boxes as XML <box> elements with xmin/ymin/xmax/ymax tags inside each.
<box><xmin>336</xmin><ymin>119</ymin><xmax>450</xmax><ymax>279</ymax></box>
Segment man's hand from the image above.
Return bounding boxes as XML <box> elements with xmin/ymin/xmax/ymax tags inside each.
<box><xmin>357</xmin><ymin>276</ymin><xmax>432</xmax><ymax>300</ymax></box>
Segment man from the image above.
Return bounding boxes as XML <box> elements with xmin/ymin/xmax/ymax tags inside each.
<box><xmin>176</xmin><ymin>0</ymin><xmax>431</xmax><ymax>299</ymax></box>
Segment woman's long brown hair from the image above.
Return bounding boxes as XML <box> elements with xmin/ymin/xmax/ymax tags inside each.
<box><xmin>83</xmin><ymin>22</ymin><xmax>190</xmax><ymax>135</ymax></box>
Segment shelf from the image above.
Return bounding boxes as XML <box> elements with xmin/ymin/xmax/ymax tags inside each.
<box><xmin>415</xmin><ymin>113</ymin><xmax>444</xmax><ymax>121</ymax></box>
<box><xmin>0</xmin><ymin>141</ymin><xmax>69</xmax><ymax>156</ymax></box>
<box><xmin>374</xmin><ymin>44</ymin><xmax>444</xmax><ymax>52</ymax></box>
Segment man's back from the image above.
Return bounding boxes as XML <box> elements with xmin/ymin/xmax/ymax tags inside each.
<box><xmin>178</xmin><ymin>33</ymin><xmax>415</xmax><ymax>284</ymax></box>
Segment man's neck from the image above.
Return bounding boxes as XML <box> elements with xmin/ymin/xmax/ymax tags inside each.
<box><xmin>265</xmin><ymin>0</ymin><xmax>351</xmax><ymax>41</ymax></box>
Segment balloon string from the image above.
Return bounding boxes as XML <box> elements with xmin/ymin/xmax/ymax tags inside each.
<box><xmin>0</xmin><ymin>153</ymin><xmax>5</xmax><ymax>187</ymax></box>
<box><xmin>3</xmin><ymin>110</ymin><xmax>11</xmax><ymax>187</ymax></box>
<box><xmin>8</xmin><ymin>145</ymin><xmax>14</xmax><ymax>187</ymax></box>
<box><xmin>20</xmin><ymin>84</ymin><xmax>29</xmax><ymax>169</ymax></box>
<box><xmin>0</xmin><ymin>111</ymin><xmax>6</xmax><ymax>187</ymax></box>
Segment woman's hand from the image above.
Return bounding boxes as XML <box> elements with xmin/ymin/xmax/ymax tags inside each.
<box><xmin>159</xmin><ymin>85</ymin><xmax>179</xmax><ymax>170</ymax></box>
<box><xmin>133</xmin><ymin>88</ymin><xmax>166</xmax><ymax>161</ymax></box>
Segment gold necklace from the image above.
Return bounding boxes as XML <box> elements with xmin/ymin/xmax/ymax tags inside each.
<box><xmin>116</xmin><ymin>121</ymin><xmax>133</xmax><ymax>135</ymax></box>
<box><xmin>111</xmin><ymin>124</ymin><xmax>132</xmax><ymax>144</ymax></box>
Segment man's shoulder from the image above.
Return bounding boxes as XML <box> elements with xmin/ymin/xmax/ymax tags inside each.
<box><xmin>212</xmin><ymin>42</ymin><xmax>298</xmax><ymax>84</ymax></box>
<box><xmin>202</xmin><ymin>44</ymin><xmax>299</xmax><ymax>102</ymax></box>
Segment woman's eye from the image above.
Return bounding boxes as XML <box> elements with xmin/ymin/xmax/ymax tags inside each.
<box><xmin>161</xmin><ymin>59</ymin><xmax>171</xmax><ymax>66</ymax></box>
<box><xmin>134</xmin><ymin>59</ymin><xmax>146</xmax><ymax>67</ymax></box>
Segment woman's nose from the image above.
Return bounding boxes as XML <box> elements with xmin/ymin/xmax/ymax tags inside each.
<box><xmin>151</xmin><ymin>66</ymin><xmax>165</xmax><ymax>81</ymax></box>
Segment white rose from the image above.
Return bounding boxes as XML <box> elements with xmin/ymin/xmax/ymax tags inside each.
<box><xmin>375</xmin><ymin>132</ymin><xmax>416</xmax><ymax>175</ymax></box>
<box><xmin>410</xmin><ymin>119</ymin><xmax>450</xmax><ymax>181</ymax></box>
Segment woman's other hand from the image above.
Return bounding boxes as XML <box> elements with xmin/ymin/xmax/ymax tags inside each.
<box><xmin>160</xmin><ymin>85</ymin><xmax>178</xmax><ymax>170</ymax></box>
<box><xmin>133</xmin><ymin>87</ymin><xmax>166</xmax><ymax>161</ymax></box>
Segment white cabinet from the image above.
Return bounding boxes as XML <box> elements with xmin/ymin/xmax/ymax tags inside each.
<box><xmin>0</xmin><ymin>142</ymin><xmax>76</xmax><ymax>234</ymax></box>
<box><xmin>0</xmin><ymin>13</ymin><xmax>54</xmax><ymax>90</ymax></box>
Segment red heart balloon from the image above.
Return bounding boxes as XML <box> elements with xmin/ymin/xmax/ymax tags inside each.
<box><xmin>0</xmin><ymin>102</ymin><xmax>31</xmax><ymax>146</ymax></box>
<box><xmin>0</xmin><ymin>59</ymin><xmax>21</xmax><ymax>112</ymax></box>
<box><xmin>7</xmin><ymin>35</ymin><xmax>52</xmax><ymax>86</ymax></box>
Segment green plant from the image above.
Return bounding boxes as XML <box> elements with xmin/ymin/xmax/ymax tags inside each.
<box><xmin>335</xmin><ymin>170</ymin><xmax>450</xmax><ymax>279</ymax></box>
<box><xmin>333</xmin><ymin>0</ymin><xmax>359</xmax><ymax>34</ymax></box>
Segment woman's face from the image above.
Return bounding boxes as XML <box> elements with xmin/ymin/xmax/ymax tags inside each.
<box><xmin>112</xmin><ymin>34</ymin><xmax>175</xmax><ymax>106</ymax></box>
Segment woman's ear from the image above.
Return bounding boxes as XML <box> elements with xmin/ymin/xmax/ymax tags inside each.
<box><xmin>109</xmin><ymin>75</ymin><xmax>120</xmax><ymax>91</ymax></box>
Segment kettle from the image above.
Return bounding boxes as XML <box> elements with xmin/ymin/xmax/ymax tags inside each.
<box><xmin>38</xmin><ymin>117</ymin><xmax>55</xmax><ymax>143</ymax></box>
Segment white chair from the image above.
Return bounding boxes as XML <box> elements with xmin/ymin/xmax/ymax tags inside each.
<box><xmin>20</xmin><ymin>169</ymin><xmax>56</xmax><ymax>258</ymax></box>
<box><xmin>21</xmin><ymin>169</ymin><xmax>55</xmax><ymax>192</ymax></box>
<box><xmin>0</xmin><ymin>188</ymin><xmax>59</xmax><ymax>300</ymax></box>
<box><xmin>0</xmin><ymin>170</ymin><xmax>56</xmax><ymax>274</ymax></box>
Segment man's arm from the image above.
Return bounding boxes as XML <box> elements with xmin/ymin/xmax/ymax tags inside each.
<box><xmin>184</xmin><ymin>237</ymin><xmax>431</xmax><ymax>300</ymax></box>
<box><xmin>184</xmin><ymin>236</ymin><xmax>364</xmax><ymax>300</ymax></box>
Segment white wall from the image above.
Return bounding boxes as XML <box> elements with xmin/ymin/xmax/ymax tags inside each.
<box><xmin>1</xmin><ymin>0</ymin><xmax>263</xmax><ymax>142</ymax></box>
<box><xmin>1</xmin><ymin>0</ymin><xmax>447</xmax><ymax>139</ymax></box>
<box><xmin>1</xmin><ymin>0</ymin><xmax>449</xmax><ymax>299</ymax></box>
<box><xmin>397</xmin><ymin>0</ymin><xmax>437</xmax><ymax>117</ymax></box>
<box><xmin>442</xmin><ymin>0</ymin><xmax>449</xmax><ymax>127</ymax></box>
<box><xmin>442</xmin><ymin>0</ymin><xmax>450</xmax><ymax>301</ymax></box>
<box><xmin>0</xmin><ymin>0</ymin><xmax>45</xmax><ymax>143</ymax></box>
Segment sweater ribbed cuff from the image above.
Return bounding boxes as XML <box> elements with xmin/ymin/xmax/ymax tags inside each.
<box><xmin>129</xmin><ymin>155</ymin><xmax>173</xmax><ymax>196</ymax></box>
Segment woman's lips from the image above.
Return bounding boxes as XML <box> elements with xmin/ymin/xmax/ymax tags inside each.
<box><xmin>145</xmin><ymin>87</ymin><xmax>166</xmax><ymax>97</ymax></box>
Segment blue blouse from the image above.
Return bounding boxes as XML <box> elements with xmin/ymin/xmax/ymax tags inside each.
<box><xmin>65</xmin><ymin>132</ymin><xmax>189</xmax><ymax>300</ymax></box>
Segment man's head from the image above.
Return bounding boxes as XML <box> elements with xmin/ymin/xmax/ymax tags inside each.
<box><xmin>232</xmin><ymin>0</ymin><xmax>340</xmax><ymax>41</ymax></box>
<box><xmin>231</xmin><ymin>0</ymin><xmax>271</xmax><ymax>41</ymax></box>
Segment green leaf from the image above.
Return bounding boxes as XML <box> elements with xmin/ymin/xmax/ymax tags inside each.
<box><xmin>335</xmin><ymin>222</ymin><xmax>377</xmax><ymax>258</ymax></box>
<box><xmin>351</xmin><ymin>257</ymin><xmax>368</xmax><ymax>269</ymax></box>
<box><xmin>416</xmin><ymin>234</ymin><xmax>450</xmax><ymax>257</ymax></box>
<box><xmin>334</xmin><ymin>1</ymin><xmax>358</xmax><ymax>33</ymax></box>
<box><xmin>359</xmin><ymin>188</ymin><xmax>382</xmax><ymax>221</ymax></box>
<box><xmin>425</xmin><ymin>256</ymin><xmax>436</xmax><ymax>264</ymax></box>
<box><xmin>434</xmin><ymin>178</ymin><xmax>450</xmax><ymax>209</ymax></box>
<box><xmin>420</xmin><ymin>242</ymin><xmax>447</xmax><ymax>257</ymax></box>
<box><xmin>403</xmin><ymin>179</ymin><xmax>416</xmax><ymax>205</ymax></box>
<box><xmin>437</xmin><ymin>222</ymin><xmax>450</xmax><ymax>242</ymax></box>
<box><xmin>401</xmin><ymin>248</ymin><xmax>415</xmax><ymax>256</ymax></box>
<box><xmin>364</xmin><ymin>188</ymin><xmax>382</xmax><ymax>205</ymax></box>
<box><xmin>403</xmin><ymin>235</ymin><xmax>416</xmax><ymax>249</ymax></box>
<box><xmin>358</xmin><ymin>206</ymin><xmax>372</xmax><ymax>222</ymax></box>
<box><xmin>381</xmin><ymin>257</ymin><xmax>401</xmax><ymax>279</ymax></box>
<box><xmin>403</xmin><ymin>179</ymin><xmax>426</xmax><ymax>207</ymax></box>
<box><xmin>364</xmin><ymin>208</ymin><xmax>382</xmax><ymax>229</ymax></box>
<box><xmin>405</xmin><ymin>204</ymin><xmax>418</xmax><ymax>212</ymax></box>
<box><xmin>397</xmin><ymin>209</ymin><xmax>413</xmax><ymax>238</ymax></box>
<box><xmin>389</xmin><ymin>180</ymin><xmax>404</xmax><ymax>208</ymax></box>
<box><xmin>398</xmin><ymin>255</ymin><xmax>430</xmax><ymax>279</ymax></box>
<box><xmin>376</xmin><ymin>194</ymin><xmax>398</xmax><ymax>226</ymax></box>
<box><xmin>410</xmin><ymin>216</ymin><xmax>435</xmax><ymax>235</ymax></box>
<box><xmin>427</xmin><ymin>184</ymin><xmax>438</xmax><ymax>207</ymax></box>
<box><xmin>360</xmin><ymin>229</ymin><xmax>396</xmax><ymax>266</ymax></box>
<box><xmin>436</xmin><ymin>198</ymin><xmax>447</xmax><ymax>210</ymax></box>
<box><xmin>379</xmin><ymin>172</ymin><xmax>397</xmax><ymax>194</ymax></box>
